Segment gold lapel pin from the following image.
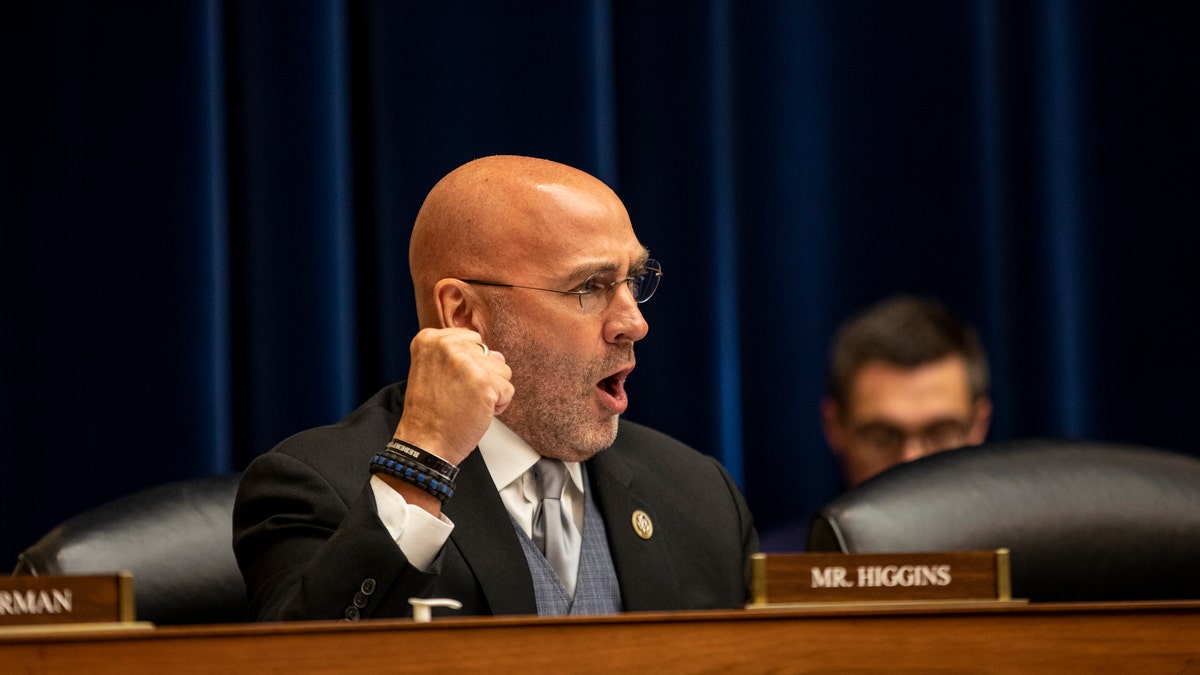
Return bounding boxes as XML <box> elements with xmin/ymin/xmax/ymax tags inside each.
<box><xmin>631</xmin><ymin>510</ymin><xmax>654</xmax><ymax>540</ymax></box>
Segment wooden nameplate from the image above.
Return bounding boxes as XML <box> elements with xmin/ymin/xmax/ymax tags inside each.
<box><xmin>1</xmin><ymin>573</ymin><xmax>136</xmax><ymax>628</ymax></box>
<box><xmin>749</xmin><ymin>549</ymin><xmax>1014</xmax><ymax>607</ymax></box>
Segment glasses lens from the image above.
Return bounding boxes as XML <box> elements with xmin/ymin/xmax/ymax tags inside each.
<box><xmin>856</xmin><ymin>426</ymin><xmax>905</xmax><ymax>454</ymax></box>
<box><xmin>632</xmin><ymin>260</ymin><xmax>662</xmax><ymax>303</ymax></box>
<box><xmin>577</xmin><ymin>260</ymin><xmax>662</xmax><ymax>313</ymax></box>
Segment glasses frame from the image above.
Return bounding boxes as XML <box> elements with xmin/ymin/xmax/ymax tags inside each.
<box><xmin>462</xmin><ymin>259</ymin><xmax>662</xmax><ymax>313</ymax></box>
<box><xmin>850</xmin><ymin>417</ymin><xmax>974</xmax><ymax>457</ymax></box>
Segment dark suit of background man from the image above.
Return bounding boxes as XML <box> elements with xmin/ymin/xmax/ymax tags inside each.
<box><xmin>233</xmin><ymin>155</ymin><xmax>758</xmax><ymax>621</ymax></box>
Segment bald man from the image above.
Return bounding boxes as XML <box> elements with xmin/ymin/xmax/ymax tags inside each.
<box><xmin>233</xmin><ymin>156</ymin><xmax>757</xmax><ymax>621</ymax></box>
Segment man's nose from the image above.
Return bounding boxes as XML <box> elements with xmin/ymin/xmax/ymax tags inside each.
<box><xmin>899</xmin><ymin>436</ymin><xmax>928</xmax><ymax>462</ymax></box>
<box><xmin>604</xmin><ymin>283</ymin><xmax>649</xmax><ymax>343</ymax></box>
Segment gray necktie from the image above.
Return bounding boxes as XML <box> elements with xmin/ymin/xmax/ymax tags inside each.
<box><xmin>531</xmin><ymin>457</ymin><xmax>580</xmax><ymax>595</ymax></box>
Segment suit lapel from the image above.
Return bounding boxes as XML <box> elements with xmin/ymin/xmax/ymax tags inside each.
<box><xmin>588</xmin><ymin>438</ymin><xmax>682</xmax><ymax>611</ymax></box>
<box><xmin>442</xmin><ymin>450</ymin><xmax>538</xmax><ymax>615</ymax></box>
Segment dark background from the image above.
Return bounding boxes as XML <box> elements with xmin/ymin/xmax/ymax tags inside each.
<box><xmin>3</xmin><ymin>1</ymin><xmax>1197</xmax><ymax>567</ymax></box>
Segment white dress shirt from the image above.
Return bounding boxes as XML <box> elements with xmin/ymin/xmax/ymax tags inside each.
<box><xmin>370</xmin><ymin>418</ymin><xmax>584</xmax><ymax>575</ymax></box>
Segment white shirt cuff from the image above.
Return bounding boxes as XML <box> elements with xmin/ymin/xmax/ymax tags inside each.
<box><xmin>370</xmin><ymin>475</ymin><xmax>454</xmax><ymax>571</ymax></box>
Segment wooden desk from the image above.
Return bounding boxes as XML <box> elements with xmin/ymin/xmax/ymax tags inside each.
<box><xmin>3</xmin><ymin>601</ymin><xmax>1198</xmax><ymax>673</ymax></box>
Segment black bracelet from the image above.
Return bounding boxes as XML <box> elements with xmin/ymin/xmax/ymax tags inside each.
<box><xmin>377</xmin><ymin>449</ymin><xmax>455</xmax><ymax>484</ymax></box>
<box><xmin>385</xmin><ymin>438</ymin><xmax>459</xmax><ymax>481</ymax></box>
<box><xmin>370</xmin><ymin>453</ymin><xmax>456</xmax><ymax>502</ymax></box>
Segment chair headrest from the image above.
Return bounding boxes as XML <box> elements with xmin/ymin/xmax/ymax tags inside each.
<box><xmin>808</xmin><ymin>439</ymin><xmax>1200</xmax><ymax>601</ymax></box>
<box><xmin>15</xmin><ymin>473</ymin><xmax>247</xmax><ymax>624</ymax></box>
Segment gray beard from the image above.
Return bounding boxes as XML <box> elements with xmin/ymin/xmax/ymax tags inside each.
<box><xmin>488</xmin><ymin>305</ymin><xmax>628</xmax><ymax>461</ymax></box>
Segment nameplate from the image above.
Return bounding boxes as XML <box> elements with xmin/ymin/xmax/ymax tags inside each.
<box><xmin>0</xmin><ymin>573</ymin><xmax>135</xmax><ymax>626</ymax></box>
<box><xmin>749</xmin><ymin>550</ymin><xmax>1012</xmax><ymax>606</ymax></box>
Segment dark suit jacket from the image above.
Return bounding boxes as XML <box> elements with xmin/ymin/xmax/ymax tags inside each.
<box><xmin>233</xmin><ymin>382</ymin><xmax>758</xmax><ymax>621</ymax></box>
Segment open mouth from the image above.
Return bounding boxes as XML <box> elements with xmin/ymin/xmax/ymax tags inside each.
<box><xmin>597</xmin><ymin>366</ymin><xmax>634</xmax><ymax>413</ymax></box>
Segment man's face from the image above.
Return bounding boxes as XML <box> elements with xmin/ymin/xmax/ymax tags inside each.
<box><xmin>823</xmin><ymin>355</ymin><xmax>991</xmax><ymax>487</ymax></box>
<box><xmin>481</xmin><ymin>183</ymin><xmax>651</xmax><ymax>462</ymax></box>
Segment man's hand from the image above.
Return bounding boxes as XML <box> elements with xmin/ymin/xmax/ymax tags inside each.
<box><xmin>392</xmin><ymin>327</ymin><xmax>513</xmax><ymax>467</ymax></box>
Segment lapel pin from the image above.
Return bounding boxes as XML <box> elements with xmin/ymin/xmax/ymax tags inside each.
<box><xmin>631</xmin><ymin>509</ymin><xmax>654</xmax><ymax>540</ymax></box>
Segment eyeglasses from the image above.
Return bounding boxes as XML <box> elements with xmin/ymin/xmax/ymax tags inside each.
<box><xmin>852</xmin><ymin>419</ymin><xmax>972</xmax><ymax>457</ymax></box>
<box><xmin>462</xmin><ymin>259</ymin><xmax>662</xmax><ymax>314</ymax></box>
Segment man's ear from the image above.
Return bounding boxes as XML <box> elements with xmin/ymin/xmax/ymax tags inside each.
<box><xmin>821</xmin><ymin>397</ymin><xmax>849</xmax><ymax>457</ymax></box>
<box><xmin>968</xmin><ymin>396</ymin><xmax>993</xmax><ymax>444</ymax></box>
<box><xmin>433</xmin><ymin>279</ymin><xmax>485</xmax><ymax>332</ymax></box>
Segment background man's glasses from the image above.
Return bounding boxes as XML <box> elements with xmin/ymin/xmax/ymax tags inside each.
<box><xmin>852</xmin><ymin>419</ymin><xmax>972</xmax><ymax>456</ymax></box>
<box><xmin>463</xmin><ymin>259</ymin><xmax>662</xmax><ymax>314</ymax></box>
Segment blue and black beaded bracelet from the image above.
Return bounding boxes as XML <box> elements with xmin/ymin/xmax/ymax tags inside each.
<box><xmin>369</xmin><ymin>452</ymin><xmax>456</xmax><ymax>502</ymax></box>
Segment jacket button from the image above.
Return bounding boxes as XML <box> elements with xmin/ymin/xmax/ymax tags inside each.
<box><xmin>344</xmin><ymin>606</ymin><xmax>360</xmax><ymax>621</ymax></box>
<box><xmin>361</xmin><ymin>578</ymin><xmax>377</xmax><ymax>595</ymax></box>
<box><xmin>353</xmin><ymin>592</ymin><xmax>369</xmax><ymax>609</ymax></box>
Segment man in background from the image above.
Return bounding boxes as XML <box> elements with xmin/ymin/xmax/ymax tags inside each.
<box><xmin>759</xmin><ymin>294</ymin><xmax>991</xmax><ymax>551</ymax></box>
<box><xmin>821</xmin><ymin>294</ymin><xmax>992</xmax><ymax>487</ymax></box>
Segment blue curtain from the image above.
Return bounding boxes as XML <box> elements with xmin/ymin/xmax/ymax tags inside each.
<box><xmin>3</xmin><ymin>0</ymin><xmax>1197</xmax><ymax>566</ymax></box>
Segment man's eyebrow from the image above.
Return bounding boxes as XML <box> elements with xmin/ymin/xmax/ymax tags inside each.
<box><xmin>563</xmin><ymin>262</ymin><xmax>617</xmax><ymax>281</ymax></box>
<box><xmin>561</xmin><ymin>249</ymin><xmax>651</xmax><ymax>282</ymax></box>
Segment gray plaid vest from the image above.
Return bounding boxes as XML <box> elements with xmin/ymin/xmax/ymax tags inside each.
<box><xmin>511</xmin><ymin>464</ymin><xmax>622</xmax><ymax>616</ymax></box>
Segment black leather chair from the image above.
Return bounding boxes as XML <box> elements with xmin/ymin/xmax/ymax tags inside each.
<box><xmin>13</xmin><ymin>473</ymin><xmax>248</xmax><ymax>624</ymax></box>
<box><xmin>808</xmin><ymin>439</ymin><xmax>1200</xmax><ymax>602</ymax></box>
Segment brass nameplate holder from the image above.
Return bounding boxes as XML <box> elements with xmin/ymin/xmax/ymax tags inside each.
<box><xmin>0</xmin><ymin>573</ymin><xmax>136</xmax><ymax>628</ymax></box>
<box><xmin>749</xmin><ymin>549</ymin><xmax>1014</xmax><ymax>607</ymax></box>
